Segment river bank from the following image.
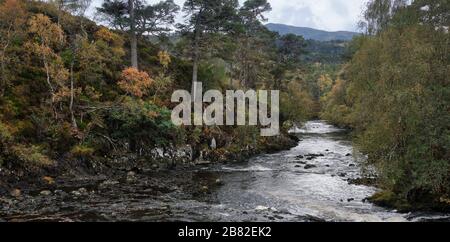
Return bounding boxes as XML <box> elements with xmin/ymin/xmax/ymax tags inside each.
<box><xmin>0</xmin><ymin>133</ymin><xmax>298</xmax><ymax>222</ymax></box>
<box><xmin>1</xmin><ymin>121</ymin><xmax>449</xmax><ymax>222</ymax></box>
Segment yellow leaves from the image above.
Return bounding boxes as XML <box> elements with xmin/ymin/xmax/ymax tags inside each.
<box><xmin>412</xmin><ymin>83</ymin><xmax>424</xmax><ymax>95</ymax></box>
<box><xmin>147</xmin><ymin>111</ymin><xmax>160</xmax><ymax>118</ymax></box>
<box><xmin>42</xmin><ymin>176</ymin><xmax>55</xmax><ymax>185</ymax></box>
<box><xmin>84</xmin><ymin>86</ymin><xmax>102</xmax><ymax>101</ymax></box>
<box><xmin>94</xmin><ymin>27</ymin><xmax>124</xmax><ymax>47</ymax></box>
<box><xmin>49</xmin><ymin>60</ymin><xmax>69</xmax><ymax>81</ymax></box>
<box><xmin>280</xmin><ymin>80</ymin><xmax>316</xmax><ymax>121</ymax></box>
<box><xmin>318</xmin><ymin>74</ymin><xmax>333</xmax><ymax>92</ymax></box>
<box><xmin>28</xmin><ymin>14</ymin><xmax>65</xmax><ymax>47</ymax></box>
<box><xmin>118</xmin><ymin>68</ymin><xmax>154</xmax><ymax>98</ymax></box>
<box><xmin>24</xmin><ymin>42</ymin><xmax>54</xmax><ymax>57</ymax></box>
<box><xmin>0</xmin><ymin>120</ymin><xmax>16</xmax><ymax>142</ymax></box>
<box><xmin>440</xmin><ymin>197</ymin><xmax>450</xmax><ymax>205</ymax></box>
<box><xmin>54</xmin><ymin>86</ymin><xmax>75</xmax><ymax>102</ymax></box>
<box><xmin>94</xmin><ymin>27</ymin><xmax>125</xmax><ymax>57</ymax></box>
<box><xmin>70</xmin><ymin>144</ymin><xmax>95</xmax><ymax>159</ymax></box>
<box><xmin>0</xmin><ymin>0</ymin><xmax>26</xmax><ymax>30</ymax></box>
<box><xmin>25</xmin><ymin>13</ymin><xmax>69</xmax><ymax>104</ymax></box>
<box><xmin>11</xmin><ymin>144</ymin><xmax>54</xmax><ymax>167</ymax></box>
<box><xmin>158</xmin><ymin>51</ymin><xmax>171</xmax><ymax>69</ymax></box>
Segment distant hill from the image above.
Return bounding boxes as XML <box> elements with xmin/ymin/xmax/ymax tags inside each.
<box><xmin>266</xmin><ymin>23</ymin><xmax>359</xmax><ymax>41</ymax></box>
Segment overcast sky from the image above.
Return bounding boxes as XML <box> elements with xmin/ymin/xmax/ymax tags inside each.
<box><xmin>90</xmin><ymin>0</ymin><xmax>368</xmax><ymax>32</ymax></box>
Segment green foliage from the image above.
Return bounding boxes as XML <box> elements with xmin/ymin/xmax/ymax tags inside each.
<box><xmin>11</xmin><ymin>144</ymin><xmax>54</xmax><ymax>167</ymax></box>
<box><xmin>280</xmin><ymin>80</ymin><xmax>316</xmax><ymax>123</ymax></box>
<box><xmin>108</xmin><ymin>97</ymin><xmax>179</xmax><ymax>150</ymax></box>
<box><xmin>0</xmin><ymin>0</ymin><xmax>324</xmax><ymax>173</ymax></box>
<box><xmin>321</xmin><ymin>1</ymin><xmax>450</xmax><ymax>207</ymax></box>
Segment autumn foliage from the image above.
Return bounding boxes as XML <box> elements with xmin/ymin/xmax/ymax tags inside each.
<box><xmin>118</xmin><ymin>68</ymin><xmax>154</xmax><ymax>98</ymax></box>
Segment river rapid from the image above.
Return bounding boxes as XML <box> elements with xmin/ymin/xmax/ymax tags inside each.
<box><xmin>1</xmin><ymin>121</ymin><xmax>449</xmax><ymax>222</ymax></box>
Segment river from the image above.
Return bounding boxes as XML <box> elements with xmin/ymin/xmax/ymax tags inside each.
<box><xmin>2</xmin><ymin>120</ymin><xmax>449</xmax><ymax>222</ymax></box>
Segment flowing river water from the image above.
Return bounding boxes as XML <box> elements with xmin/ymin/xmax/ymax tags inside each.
<box><xmin>1</xmin><ymin>121</ymin><xmax>449</xmax><ymax>222</ymax></box>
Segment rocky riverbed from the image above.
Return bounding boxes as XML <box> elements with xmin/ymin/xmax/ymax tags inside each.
<box><xmin>1</xmin><ymin>121</ymin><xmax>449</xmax><ymax>222</ymax></box>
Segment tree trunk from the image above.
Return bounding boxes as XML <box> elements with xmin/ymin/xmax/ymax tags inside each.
<box><xmin>129</xmin><ymin>0</ymin><xmax>138</xmax><ymax>69</ymax></box>
<box><xmin>0</xmin><ymin>50</ymin><xmax>5</xmax><ymax>97</ymax></box>
<box><xmin>44</xmin><ymin>58</ymin><xmax>57</xmax><ymax>119</ymax></box>
<box><xmin>191</xmin><ymin>27</ymin><xmax>200</xmax><ymax>100</ymax></box>
<box><xmin>70</xmin><ymin>62</ymin><xmax>77</xmax><ymax>129</ymax></box>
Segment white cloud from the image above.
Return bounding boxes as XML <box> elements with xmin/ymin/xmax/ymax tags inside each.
<box><xmin>90</xmin><ymin>0</ymin><xmax>368</xmax><ymax>32</ymax></box>
<box><xmin>265</xmin><ymin>0</ymin><xmax>368</xmax><ymax>31</ymax></box>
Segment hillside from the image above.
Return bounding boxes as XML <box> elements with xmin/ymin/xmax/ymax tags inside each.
<box><xmin>266</xmin><ymin>23</ymin><xmax>359</xmax><ymax>41</ymax></box>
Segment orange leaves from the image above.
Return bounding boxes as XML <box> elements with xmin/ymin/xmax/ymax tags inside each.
<box><xmin>94</xmin><ymin>27</ymin><xmax>125</xmax><ymax>58</ymax></box>
<box><xmin>42</xmin><ymin>176</ymin><xmax>55</xmax><ymax>185</ymax></box>
<box><xmin>94</xmin><ymin>27</ymin><xmax>124</xmax><ymax>46</ymax></box>
<box><xmin>26</xmin><ymin>13</ymin><xmax>68</xmax><ymax>96</ymax></box>
<box><xmin>118</xmin><ymin>68</ymin><xmax>154</xmax><ymax>98</ymax></box>
<box><xmin>28</xmin><ymin>14</ymin><xmax>65</xmax><ymax>47</ymax></box>
<box><xmin>54</xmin><ymin>86</ymin><xmax>80</xmax><ymax>103</ymax></box>
<box><xmin>0</xmin><ymin>0</ymin><xmax>26</xmax><ymax>29</ymax></box>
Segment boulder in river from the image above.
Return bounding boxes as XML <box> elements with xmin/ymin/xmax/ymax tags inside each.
<box><xmin>255</xmin><ymin>205</ymin><xmax>269</xmax><ymax>211</ymax></box>
<box><xmin>126</xmin><ymin>171</ymin><xmax>137</xmax><ymax>183</ymax></box>
<box><xmin>10</xmin><ymin>189</ymin><xmax>21</xmax><ymax>197</ymax></box>
<box><xmin>78</xmin><ymin>187</ymin><xmax>88</xmax><ymax>194</ymax></box>
<box><xmin>71</xmin><ymin>190</ymin><xmax>82</xmax><ymax>197</ymax></box>
<box><xmin>40</xmin><ymin>190</ymin><xmax>52</xmax><ymax>196</ymax></box>
<box><xmin>304</xmin><ymin>164</ymin><xmax>317</xmax><ymax>169</ymax></box>
<box><xmin>195</xmin><ymin>160</ymin><xmax>211</xmax><ymax>166</ymax></box>
<box><xmin>215</xmin><ymin>179</ymin><xmax>224</xmax><ymax>186</ymax></box>
<box><xmin>72</xmin><ymin>188</ymin><xmax>88</xmax><ymax>197</ymax></box>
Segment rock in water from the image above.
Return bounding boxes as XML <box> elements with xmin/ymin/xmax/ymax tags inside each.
<box><xmin>71</xmin><ymin>190</ymin><xmax>82</xmax><ymax>197</ymax></box>
<box><xmin>75</xmin><ymin>187</ymin><xmax>88</xmax><ymax>196</ymax></box>
<box><xmin>126</xmin><ymin>171</ymin><xmax>137</xmax><ymax>183</ymax></box>
<box><xmin>255</xmin><ymin>206</ymin><xmax>269</xmax><ymax>211</ymax></box>
<box><xmin>210</xmin><ymin>138</ymin><xmax>217</xmax><ymax>150</ymax></box>
<box><xmin>10</xmin><ymin>189</ymin><xmax>21</xmax><ymax>197</ymax></box>
<box><xmin>40</xmin><ymin>190</ymin><xmax>52</xmax><ymax>196</ymax></box>
<box><xmin>215</xmin><ymin>179</ymin><xmax>224</xmax><ymax>186</ymax></box>
<box><xmin>304</xmin><ymin>164</ymin><xmax>317</xmax><ymax>169</ymax></box>
<box><xmin>42</xmin><ymin>176</ymin><xmax>55</xmax><ymax>185</ymax></box>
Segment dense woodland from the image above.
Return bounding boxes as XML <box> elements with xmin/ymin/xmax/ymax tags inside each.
<box><xmin>321</xmin><ymin>0</ymin><xmax>449</xmax><ymax>210</ymax></box>
<box><xmin>0</xmin><ymin>0</ymin><xmax>316</xmax><ymax>170</ymax></box>
<box><xmin>0</xmin><ymin>0</ymin><xmax>448</xmax><ymax>211</ymax></box>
